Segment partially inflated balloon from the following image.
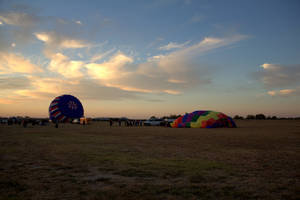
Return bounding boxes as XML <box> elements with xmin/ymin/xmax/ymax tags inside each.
<box><xmin>49</xmin><ymin>94</ymin><xmax>84</xmax><ymax>122</ymax></box>
<box><xmin>171</xmin><ymin>110</ymin><xmax>236</xmax><ymax>128</ymax></box>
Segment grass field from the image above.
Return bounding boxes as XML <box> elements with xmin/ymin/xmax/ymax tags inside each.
<box><xmin>0</xmin><ymin>120</ymin><xmax>299</xmax><ymax>200</ymax></box>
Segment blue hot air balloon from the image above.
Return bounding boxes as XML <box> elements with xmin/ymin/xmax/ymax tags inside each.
<box><xmin>49</xmin><ymin>94</ymin><xmax>84</xmax><ymax>122</ymax></box>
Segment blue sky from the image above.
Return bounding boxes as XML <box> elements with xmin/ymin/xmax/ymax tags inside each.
<box><xmin>0</xmin><ymin>0</ymin><xmax>300</xmax><ymax>118</ymax></box>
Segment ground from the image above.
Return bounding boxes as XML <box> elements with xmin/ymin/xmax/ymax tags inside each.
<box><xmin>0</xmin><ymin>120</ymin><xmax>299</xmax><ymax>200</ymax></box>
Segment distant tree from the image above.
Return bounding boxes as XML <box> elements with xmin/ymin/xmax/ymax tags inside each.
<box><xmin>271</xmin><ymin>116</ymin><xmax>277</xmax><ymax>120</ymax></box>
<box><xmin>255</xmin><ymin>114</ymin><xmax>266</xmax><ymax>120</ymax></box>
<box><xmin>162</xmin><ymin>114</ymin><xmax>181</xmax><ymax>119</ymax></box>
<box><xmin>234</xmin><ymin>115</ymin><xmax>244</xmax><ymax>120</ymax></box>
<box><xmin>150</xmin><ymin>116</ymin><xmax>157</xmax><ymax>120</ymax></box>
<box><xmin>246</xmin><ymin>115</ymin><xmax>255</xmax><ymax>120</ymax></box>
<box><xmin>170</xmin><ymin>114</ymin><xmax>181</xmax><ymax>119</ymax></box>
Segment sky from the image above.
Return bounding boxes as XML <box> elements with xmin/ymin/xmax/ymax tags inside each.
<box><xmin>0</xmin><ymin>0</ymin><xmax>300</xmax><ymax>118</ymax></box>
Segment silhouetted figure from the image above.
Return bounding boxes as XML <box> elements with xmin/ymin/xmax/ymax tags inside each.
<box><xmin>55</xmin><ymin>121</ymin><xmax>59</xmax><ymax>128</ymax></box>
<box><xmin>119</xmin><ymin>120</ymin><xmax>121</xmax><ymax>126</ymax></box>
<box><xmin>109</xmin><ymin>119</ymin><xmax>113</xmax><ymax>127</ymax></box>
<box><xmin>23</xmin><ymin>120</ymin><xmax>27</xmax><ymax>128</ymax></box>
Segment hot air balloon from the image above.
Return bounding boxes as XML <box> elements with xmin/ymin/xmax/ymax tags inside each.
<box><xmin>49</xmin><ymin>94</ymin><xmax>84</xmax><ymax>122</ymax></box>
<box><xmin>171</xmin><ymin>110</ymin><xmax>236</xmax><ymax>128</ymax></box>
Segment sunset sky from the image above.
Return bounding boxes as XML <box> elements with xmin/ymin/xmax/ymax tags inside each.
<box><xmin>0</xmin><ymin>0</ymin><xmax>300</xmax><ymax>118</ymax></box>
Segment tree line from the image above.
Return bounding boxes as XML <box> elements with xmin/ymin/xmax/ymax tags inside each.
<box><xmin>233</xmin><ymin>114</ymin><xmax>300</xmax><ymax>120</ymax></box>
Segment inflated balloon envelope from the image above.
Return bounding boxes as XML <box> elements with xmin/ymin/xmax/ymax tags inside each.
<box><xmin>49</xmin><ymin>94</ymin><xmax>84</xmax><ymax>122</ymax></box>
<box><xmin>171</xmin><ymin>110</ymin><xmax>236</xmax><ymax>128</ymax></box>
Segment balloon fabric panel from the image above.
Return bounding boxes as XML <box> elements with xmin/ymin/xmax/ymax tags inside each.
<box><xmin>49</xmin><ymin>94</ymin><xmax>84</xmax><ymax>122</ymax></box>
<box><xmin>171</xmin><ymin>110</ymin><xmax>236</xmax><ymax>128</ymax></box>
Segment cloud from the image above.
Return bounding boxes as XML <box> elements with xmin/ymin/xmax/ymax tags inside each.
<box><xmin>60</xmin><ymin>40</ymin><xmax>88</xmax><ymax>49</ymax></box>
<box><xmin>0</xmin><ymin>76</ymin><xmax>31</xmax><ymax>90</ymax></box>
<box><xmin>0</xmin><ymin>52</ymin><xmax>43</xmax><ymax>74</ymax></box>
<box><xmin>145</xmin><ymin>35</ymin><xmax>246</xmax><ymax>75</ymax></box>
<box><xmin>13</xmin><ymin>77</ymin><xmax>78</xmax><ymax>99</ymax></box>
<box><xmin>0</xmin><ymin>11</ymin><xmax>38</xmax><ymax>27</ymax></box>
<box><xmin>0</xmin><ymin>9</ymin><xmax>42</xmax><ymax>46</ymax></box>
<box><xmin>86</xmin><ymin>53</ymin><xmax>133</xmax><ymax>80</ymax></box>
<box><xmin>159</xmin><ymin>41</ymin><xmax>190</xmax><ymax>50</ymax></box>
<box><xmin>259</xmin><ymin>63</ymin><xmax>300</xmax><ymax>97</ymax></box>
<box><xmin>258</xmin><ymin>63</ymin><xmax>300</xmax><ymax>88</ymax></box>
<box><xmin>157</xmin><ymin>35</ymin><xmax>247</xmax><ymax>66</ymax></box>
<box><xmin>84</xmin><ymin>35</ymin><xmax>246</xmax><ymax>95</ymax></box>
<box><xmin>0</xmin><ymin>34</ymin><xmax>247</xmax><ymax>104</ymax></box>
<box><xmin>34</xmin><ymin>31</ymin><xmax>90</xmax><ymax>50</ymax></box>
<box><xmin>147</xmin><ymin>37</ymin><xmax>164</xmax><ymax>48</ymax></box>
<box><xmin>10</xmin><ymin>77</ymin><xmax>140</xmax><ymax>101</ymax></box>
<box><xmin>48</xmin><ymin>53</ymin><xmax>84</xmax><ymax>78</ymax></box>
<box><xmin>75</xmin><ymin>20</ymin><xmax>82</xmax><ymax>25</ymax></box>
<box><xmin>267</xmin><ymin>88</ymin><xmax>300</xmax><ymax>97</ymax></box>
<box><xmin>90</xmin><ymin>48</ymin><xmax>115</xmax><ymax>62</ymax></box>
<box><xmin>163</xmin><ymin>90</ymin><xmax>182</xmax><ymax>95</ymax></box>
<box><xmin>167</xmin><ymin>79</ymin><xmax>187</xmax><ymax>84</ymax></box>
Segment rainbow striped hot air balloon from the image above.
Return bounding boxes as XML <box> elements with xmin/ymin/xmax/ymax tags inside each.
<box><xmin>171</xmin><ymin>110</ymin><xmax>236</xmax><ymax>128</ymax></box>
<box><xmin>49</xmin><ymin>94</ymin><xmax>84</xmax><ymax>123</ymax></box>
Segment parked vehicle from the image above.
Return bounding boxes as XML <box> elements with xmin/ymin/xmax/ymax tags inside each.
<box><xmin>164</xmin><ymin>118</ymin><xmax>176</xmax><ymax>127</ymax></box>
<box><xmin>143</xmin><ymin>118</ymin><xmax>164</xmax><ymax>126</ymax></box>
<box><xmin>72</xmin><ymin>119</ymin><xmax>80</xmax><ymax>124</ymax></box>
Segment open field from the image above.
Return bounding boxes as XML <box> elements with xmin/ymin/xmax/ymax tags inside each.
<box><xmin>0</xmin><ymin>120</ymin><xmax>299</xmax><ymax>200</ymax></box>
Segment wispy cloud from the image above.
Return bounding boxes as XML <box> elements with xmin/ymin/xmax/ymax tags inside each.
<box><xmin>0</xmin><ymin>31</ymin><xmax>247</xmax><ymax>103</ymax></box>
<box><xmin>0</xmin><ymin>52</ymin><xmax>43</xmax><ymax>74</ymax></box>
<box><xmin>0</xmin><ymin>76</ymin><xmax>31</xmax><ymax>90</ymax></box>
<box><xmin>75</xmin><ymin>20</ymin><xmax>82</xmax><ymax>25</ymax></box>
<box><xmin>158</xmin><ymin>41</ymin><xmax>190</xmax><ymax>50</ymax></box>
<box><xmin>91</xmin><ymin>35</ymin><xmax>246</xmax><ymax>95</ymax></box>
<box><xmin>34</xmin><ymin>31</ymin><xmax>90</xmax><ymax>50</ymax></box>
<box><xmin>0</xmin><ymin>11</ymin><xmax>39</xmax><ymax>27</ymax></box>
<box><xmin>267</xmin><ymin>88</ymin><xmax>300</xmax><ymax>97</ymax></box>
<box><xmin>48</xmin><ymin>53</ymin><xmax>85</xmax><ymax>78</ymax></box>
<box><xmin>0</xmin><ymin>10</ymin><xmax>40</xmax><ymax>46</ymax></box>
<box><xmin>258</xmin><ymin>63</ymin><xmax>300</xmax><ymax>88</ymax></box>
<box><xmin>256</xmin><ymin>63</ymin><xmax>300</xmax><ymax>97</ymax></box>
<box><xmin>90</xmin><ymin>48</ymin><xmax>115</xmax><ymax>62</ymax></box>
<box><xmin>9</xmin><ymin>77</ymin><xmax>140</xmax><ymax>101</ymax></box>
<box><xmin>147</xmin><ymin>35</ymin><xmax>247</xmax><ymax>75</ymax></box>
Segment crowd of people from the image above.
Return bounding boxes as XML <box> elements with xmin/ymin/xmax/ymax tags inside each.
<box><xmin>1</xmin><ymin>117</ymin><xmax>170</xmax><ymax>128</ymax></box>
<box><xmin>0</xmin><ymin>117</ymin><xmax>48</xmax><ymax>127</ymax></box>
<box><xmin>109</xmin><ymin>119</ymin><xmax>144</xmax><ymax>127</ymax></box>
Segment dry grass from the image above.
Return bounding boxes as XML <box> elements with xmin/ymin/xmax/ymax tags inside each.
<box><xmin>0</xmin><ymin>120</ymin><xmax>299</xmax><ymax>199</ymax></box>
